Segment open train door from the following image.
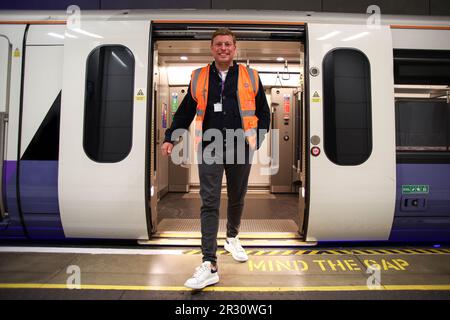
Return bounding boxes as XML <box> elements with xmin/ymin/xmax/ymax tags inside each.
<box><xmin>305</xmin><ymin>23</ymin><xmax>396</xmax><ymax>241</ymax></box>
<box><xmin>59</xmin><ymin>18</ymin><xmax>153</xmax><ymax>239</ymax></box>
<box><xmin>0</xmin><ymin>35</ymin><xmax>10</xmax><ymax>223</ymax></box>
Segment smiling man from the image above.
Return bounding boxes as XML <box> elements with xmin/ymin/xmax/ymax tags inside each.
<box><xmin>161</xmin><ymin>28</ymin><xmax>270</xmax><ymax>289</ymax></box>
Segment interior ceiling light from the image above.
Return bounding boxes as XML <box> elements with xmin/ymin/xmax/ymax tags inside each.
<box><xmin>276</xmin><ymin>57</ymin><xmax>285</xmax><ymax>61</ymax></box>
<box><xmin>180</xmin><ymin>56</ymin><xmax>188</xmax><ymax>61</ymax></box>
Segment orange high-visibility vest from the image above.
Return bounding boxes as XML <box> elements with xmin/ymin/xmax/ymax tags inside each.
<box><xmin>190</xmin><ymin>64</ymin><xmax>259</xmax><ymax>150</ymax></box>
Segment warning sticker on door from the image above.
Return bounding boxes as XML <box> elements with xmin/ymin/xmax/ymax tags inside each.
<box><xmin>312</xmin><ymin>91</ymin><xmax>320</xmax><ymax>103</ymax></box>
<box><xmin>135</xmin><ymin>88</ymin><xmax>146</xmax><ymax>102</ymax></box>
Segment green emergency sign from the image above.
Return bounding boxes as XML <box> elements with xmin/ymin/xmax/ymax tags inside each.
<box><xmin>402</xmin><ymin>185</ymin><xmax>429</xmax><ymax>194</ymax></box>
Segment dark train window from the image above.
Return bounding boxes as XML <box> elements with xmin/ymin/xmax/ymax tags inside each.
<box><xmin>322</xmin><ymin>49</ymin><xmax>372</xmax><ymax>166</ymax></box>
<box><xmin>394</xmin><ymin>50</ymin><xmax>450</xmax><ymax>85</ymax></box>
<box><xmin>84</xmin><ymin>45</ymin><xmax>134</xmax><ymax>162</ymax></box>
<box><xmin>396</xmin><ymin>100</ymin><xmax>449</xmax><ymax>152</ymax></box>
<box><xmin>394</xmin><ymin>49</ymin><xmax>450</xmax><ymax>163</ymax></box>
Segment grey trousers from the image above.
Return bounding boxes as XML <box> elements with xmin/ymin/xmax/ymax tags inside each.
<box><xmin>198</xmin><ymin>160</ymin><xmax>252</xmax><ymax>264</ymax></box>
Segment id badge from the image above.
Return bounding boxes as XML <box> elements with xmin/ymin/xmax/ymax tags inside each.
<box><xmin>214</xmin><ymin>102</ymin><xmax>222</xmax><ymax>112</ymax></box>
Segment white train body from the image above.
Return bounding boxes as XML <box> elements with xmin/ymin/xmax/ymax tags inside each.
<box><xmin>0</xmin><ymin>10</ymin><xmax>449</xmax><ymax>242</ymax></box>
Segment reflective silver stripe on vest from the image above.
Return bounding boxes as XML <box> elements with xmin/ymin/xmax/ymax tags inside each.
<box><xmin>195</xmin><ymin>129</ymin><xmax>202</xmax><ymax>136</ymax></box>
<box><xmin>246</xmin><ymin>67</ymin><xmax>257</xmax><ymax>95</ymax></box>
<box><xmin>245</xmin><ymin>129</ymin><xmax>257</xmax><ymax>137</ymax></box>
<box><xmin>196</xmin><ymin>109</ymin><xmax>204</xmax><ymax>116</ymax></box>
<box><xmin>202</xmin><ymin>67</ymin><xmax>208</xmax><ymax>103</ymax></box>
<box><xmin>236</xmin><ymin>92</ymin><xmax>245</xmax><ymax>131</ymax></box>
<box><xmin>191</xmin><ymin>68</ymin><xmax>202</xmax><ymax>101</ymax></box>
<box><xmin>241</xmin><ymin>110</ymin><xmax>255</xmax><ymax>117</ymax></box>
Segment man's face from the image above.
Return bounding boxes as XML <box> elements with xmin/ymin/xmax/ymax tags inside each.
<box><xmin>210</xmin><ymin>35</ymin><xmax>236</xmax><ymax>65</ymax></box>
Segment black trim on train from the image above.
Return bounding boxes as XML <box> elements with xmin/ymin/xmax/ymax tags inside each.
<box><xmin>396</xmin><ymin>153</ymin><xmax>450</xmax><ymax>164</ymax></box>
<box><xmin>152</xmin><ymin>23</ymin><xmax>305</xmax><ymax>41</ymax></box>
<box><xmin>16</xmin><ymin>24</ymin><xmax>30</xmax><ymax>238</ymax></box>
<box><xmin>146</xmin><ymin>22</ymin><xmax>155</xmax><ymax>235</ymax></box>
<box><xmin>301</xmin><ymin>23</ymin><xmax>310</xmax><ymax>240</ymax></box>
<box><xmin>21</xmin><ymin>91</ymin><xmax>61</xmax><ymax>160</ymax></box>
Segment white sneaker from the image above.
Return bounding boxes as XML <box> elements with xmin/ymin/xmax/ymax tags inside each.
<box><xmin>184</xmin><ymin>261</ymin><xmax>219</xmax><ymax>289</ymax></box>
<box><xmin>224</xmin><ymin>236</ymin><xmax>248</xmax><ymax>262</ymax></box>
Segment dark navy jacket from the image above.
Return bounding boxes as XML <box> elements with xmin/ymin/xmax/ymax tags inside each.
<box><xmin>164</xmin><ymin>61</ymin><xmax>270</xmax><ymax>150</ymax></box>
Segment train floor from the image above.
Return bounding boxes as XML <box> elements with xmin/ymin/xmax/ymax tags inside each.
<box><xmin>151</xmin><ymin>192</ymin><xmax>303</xmax><ymax>246</ymax></box>
<box><xmin>0</xmin><ymin>244</ymin><xmax>449</xmax><ymax>300</ymax></box>
<box><xmin>156</xmin><ymin>192</ymin><xmax>301</xmax><ymax>225</ymax></box>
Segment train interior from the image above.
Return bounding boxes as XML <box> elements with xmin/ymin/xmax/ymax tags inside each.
<box><xmin>149</xmin><ymin>26</ymin><xmax>307</xmax><ymax>245</ymax></box>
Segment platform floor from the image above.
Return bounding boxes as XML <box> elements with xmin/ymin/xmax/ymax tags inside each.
<box><xmin>0</xmin><ymin>245</ymin><xmax>449</xmax><ymax>300</ymax></box>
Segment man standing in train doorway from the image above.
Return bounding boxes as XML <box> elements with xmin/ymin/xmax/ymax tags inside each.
<box><xmin>161</xmin><ymin>28</ymin><xmax>270</xmax><ymax>289</ymax></box>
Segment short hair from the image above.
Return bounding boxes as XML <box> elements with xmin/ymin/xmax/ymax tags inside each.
<box><xmin>211</xmin><ymin>28</ymin><xmax>236</xmax><ymax>45</ymax></box>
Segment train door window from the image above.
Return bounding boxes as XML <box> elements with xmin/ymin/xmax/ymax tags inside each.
<box><xmin>322</xmin><ymin>48</ymin><xmax>372</xmax><ymax>166</ymax></box>
<box><xmin>394</xmin><ymin>49</ymin><xmax>450</xmax><ymax>163</ymax></box>
<box><xmin>84</xmin><ymin>45</ymin><xmax>135</xmax><ymax>162</ymax></box>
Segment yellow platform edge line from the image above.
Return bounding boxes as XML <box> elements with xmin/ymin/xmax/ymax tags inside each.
<box><xmin>1</xmin><ymin>283</ymin><xmax>450</xmax><ymax>292</ymax></box>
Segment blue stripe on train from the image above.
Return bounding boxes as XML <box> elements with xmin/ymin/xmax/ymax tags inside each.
<box><xmin>390</xmin><ymin>163</ymin><xmax>450</xmax><ymax>242</ymax></box>
<box><xmin>3</xmin><ymin>161</ymin><xmax>450</xmax><ymax>242</ymax></box>
<box><xmin>1</xmin><ymin>160</ymin><xmax>25</xmax><ymax>239</ymax></box>
<box><xmin>1</xmin><ymin>160</ymin><xmax>64</xmax><ymax>240</ymax></box>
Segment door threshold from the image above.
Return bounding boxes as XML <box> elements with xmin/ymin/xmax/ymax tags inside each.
<box><xmin>152</xmin><ymin>231</ymin><xmax>300</xmax><ymax>239</ymax></box>
<box><xmin>138</xmin><ymin>238</ymin><xmax>316</xmax><ymax>247</ymax></box>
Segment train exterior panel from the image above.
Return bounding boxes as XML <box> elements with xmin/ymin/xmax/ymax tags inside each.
<box><xmin>0</xmin><ymin>10</ymin><xmax>449</xmax><ymax>242</ymax></box>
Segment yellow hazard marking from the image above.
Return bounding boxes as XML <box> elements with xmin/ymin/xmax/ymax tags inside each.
<box><xmin>247</xmin><ymin>258</ymin><xmax>412</xmax><ymax>273</ymax></box>
<box><xmin>323</xmin><ymin>250</ymin><xmax>341</xmax><ymax>255</ymax></box>
<box><xmin>375</xmin><ymin>249</ymin><xmax>392</xmax><ymax>254</ymax></box>
<box><xmin>184</xmin><ymin>250</ymin><xmax>201</xmax><ymax>255</ymax></box>
<box><xmin>338</xmin><ymin>250</ymin><xmax>353</xmax><ymax>255</ymax></box>
<box><xmin>181</xmin><ymin>248</ymin><xmax>450</xmax><ymax>256</ymax></box>
<box><xmin>1</xmin><ymin>283</ymin><xmax>450</xmax><ymax>292</ymax></box>
<box><xmin>363</xmin><ymin>258</ymin><xmax>410</xmax><ymax>271</ymax></box>
<box><xmin>364</xmin><ymin>249</ymin><xmax>382</xmax><ymax>254</ymax></box>
<box><xmin>429</xmin><ymin>249</ymin><xmax>446</xmax><ymax>254</ymax></box>
<box><xmin>402</xmin><ymin>249</ymin><xmax>420</xmax><ymax>254</ymax></box>
<box><xmin>390</xmin><ymin>249</ymin><xmax>407</xmax><ymax>254</ymax></box>
<box><xmin>135</xmin><ymin>88</ymin><xmax>145</xmax><ymax>101</ymax></box>
<box><xmin>312</xmin><ymin>91</ymin><xmax>320</xmax><ymax>103</ymax></box>
<box><xmin>13</xmin><ymin>48</ymin><xmax>20</xmax><ymax>58</ymax></box>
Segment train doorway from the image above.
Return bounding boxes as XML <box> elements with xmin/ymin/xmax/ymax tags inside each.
<box><xmin>145</xmin><ymin>24</ymin><xmax>309</xmax><ymax>246</ymax></box>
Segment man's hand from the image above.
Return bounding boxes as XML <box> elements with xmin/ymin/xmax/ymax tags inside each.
<box><xmin>161</xmin><ymin>142</ymin><xmax>174</xmax><ymax>156</ymax></box>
